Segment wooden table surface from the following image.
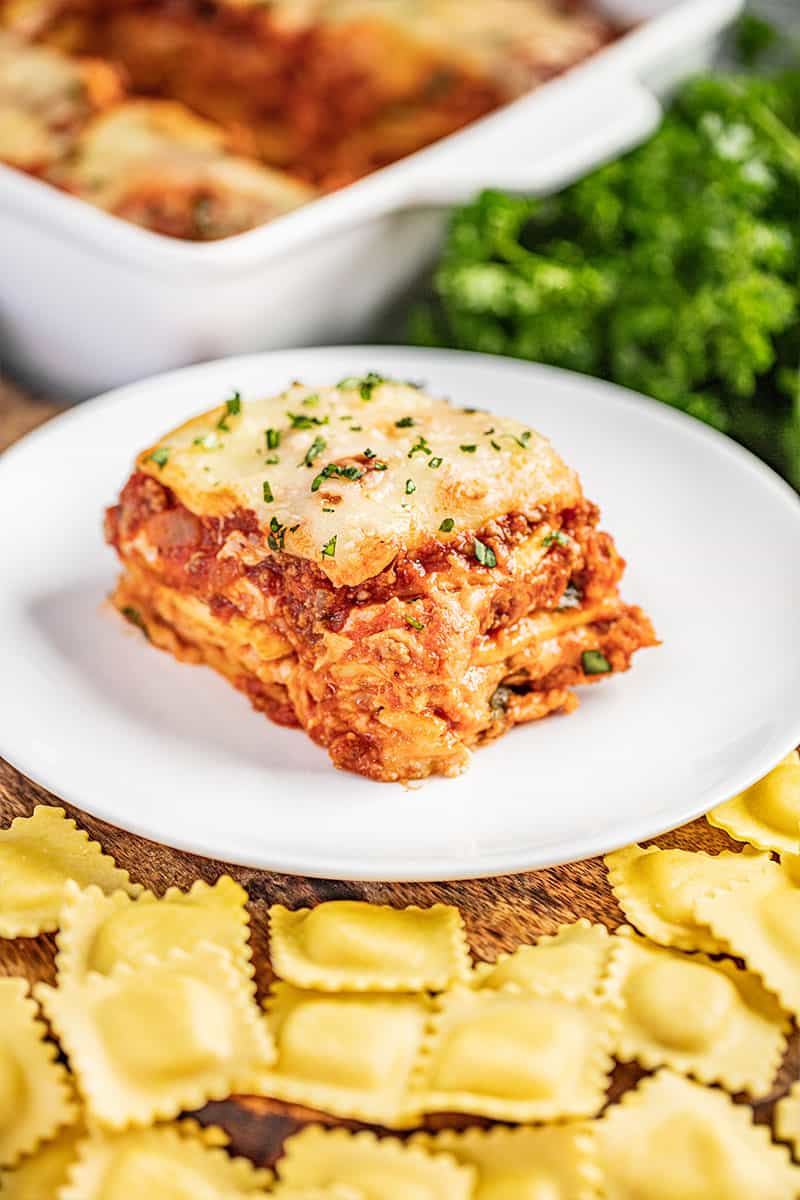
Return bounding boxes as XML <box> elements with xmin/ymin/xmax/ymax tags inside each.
<box><xmin>1</xmin><ymin>382</ymin><xmax>797</xmax><ymax>1166</ymax></box>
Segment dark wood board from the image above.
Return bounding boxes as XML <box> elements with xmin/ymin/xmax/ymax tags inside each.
<box><xmin>1</xmin><ymin>387</ymin><xmax>798</xmax><ymax>1169</ymax></box>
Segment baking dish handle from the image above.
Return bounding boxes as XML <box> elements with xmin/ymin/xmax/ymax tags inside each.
<box><xmin>403</xmin><ymin>74</ymin><xmax>662</xmax><ymax>207</ymax></box>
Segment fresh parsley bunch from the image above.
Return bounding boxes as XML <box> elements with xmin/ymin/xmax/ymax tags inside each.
<box><xmin>410</xmin><ymin>63</ymin><xmax>800</xmax><ymax>487</ymax></box>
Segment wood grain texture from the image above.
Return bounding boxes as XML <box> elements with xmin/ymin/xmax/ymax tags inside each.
<box><xmin>1</xmin><ymin>386</ymin><xmax>798</xmax><ymax>1168</ymax></box>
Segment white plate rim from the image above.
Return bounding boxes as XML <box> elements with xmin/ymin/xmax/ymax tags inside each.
<box><xmin>1</xmin><ymin>345</ymin><xmax>799</xmax><ymax>880</ymax></box>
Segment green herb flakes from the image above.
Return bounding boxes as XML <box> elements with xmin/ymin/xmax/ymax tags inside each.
<box><xmin>148</xmin><ymin>447</ymin><xmax>169</xmax><ymax>469</ymax></box>
<box><xmin>459</xmin><ymin>444</ymin><xmax>477</xmax><ymax>453</ymax></box>
<box><xmin>582</xmin><ymin>650</ymin><xmax>612</xmax><ymax>675</ymax></box>
<box><xmin>395</xmin><ymin>416</ymin><xmax>416</xmax><ymax>428</ymax></box>
<box><xmin>302</xmin><ymin>435</ymin><xmax>327</xmax><ymax>468</ymax></box>
<box><xmin>428</xmin><ymin>456</ymin><xmax>443</xmax><ymax>469</ymax></box>
<box><xmin>322</xmin><ymin>535</ymin><xmax>337</xmax><ymax>558</ymax></box>
<box><xmin>543</xmin><ymin>531</ymin><xmax>570</xmax><ymax>548</ymax></box>
<box><xmin>404</xmin><ymin>613</ymin><xmax>425</xmax><ymax>631</ymax></box>
<box><xmin>405</xmin><ymin>479</ymin><xmax>416</xmax><ymax>494</ymax></box>
<box><xmin>121</xmin><ymin>606</ymin><xmax>149</xmax><ymax>639</ymax></box>
<box><xmin>409</xmin><ymin>434</ymin><xmax>431</xmax><ymax>458</ymax></box>
<box><xmin>288</xmin><ymin>411</ymin><xmax>329</xmax><ymax>430</ymax></box>
<box><xmin>262</xmin><ymin>480</ymin><xmax>274</xmax><ymax>503</ymax></box>
<box><xmin>217</xmin><ymin>390</ymin><xmax>242</xmax><ymax>430</ymax></box>
<box><xmin>266</xmin><ymin>428</ymin><xmax>281</xmax><ymax>450</ymax></box>
<box><xmin>473</xmin><ymin>538</ymin><xmax>497</xmax><ymax>567</ymax></box>
<box><xmin>268</xmin><ymin>516</ymin><xmax>286</xmax><ymax>551</ymax></box>
<box><xmin>439</xmin><ymin>517</ymin><xmax>455</xmax><ymax>532</ymax></box>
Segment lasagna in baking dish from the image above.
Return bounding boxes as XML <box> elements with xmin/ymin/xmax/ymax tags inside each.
<box><xmin>105</xmin><ymin>378</ymin><xmax>657</xmax><ymax>781</ymax></box>
<box><xmin>1</xmin><ymin>0</ymin><xmax>615</xmax><ymax>235</ymax></box>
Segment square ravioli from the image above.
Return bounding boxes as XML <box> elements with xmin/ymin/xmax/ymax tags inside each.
<box><xmin>274</xmin><ymin>1126</ymin><xmax>475</xmax><ymax>1200</ymax></box>
<box><xmin>604</xmin><ymin>843</ymin><xmax>773</xmax><ymax>953</ymax></box>
<box><xmin>413</xmin><ymin>1124</ymin><xmax>602</xmax><ymax>1200</ymax></box>
<box><xmin>0</xmin><ymin>806</ymin><xmax>141</xmax><ymax>937</ymax></box>
<box><xmin>105</xmin><ymin>378</ymin><xmax>656</xmax><ymax>781</ymax></box>
<box><xmin>0</xmin><ymin>979</ymin><xmax>77</xmax><ymax>1167</ymax></box>
<box><xmin>595</xmin><ymin>1069</ymin><xmax>800</xmax><ymax>1200</ymax></box>
<box><xmin>707</xmin><ymin>752</ymin><xmax>800</xmax><ymax>855</ymax></box>
<box><xmin>775</xmin><ymin>1081</ymin><xmax>800</xmax><ymax>1155</ymax></box>
<box><xmin>0</xmin><ymin>1124</ymin><xmax>85</xmax><ymax>1200</ymax></box>
<box><xmin>606</xmin><ymin>930</ymin><xmax>788</xmax><ymax>1097</ymax></box>
<box><xmin>261</xmin><ymin>984</ymin><xmax>429</xmax><ymax>1127</ymax></box>
<box><xmin>695</xmin><ymin>854</ymin><xmax>800</xmax><ymax>1017</ymax></box>
<box><xmin>58</xmin><ymin>1123</ymin><xmax>272</xmax><ymax>1199</ymax></box>
<box><xmin>408</xmin><ymin>985</ymin><xmax>615</xmax><ymax>1122</ymax></box>
<box><xmin>269</xmin><ymin>900</ymin><xmax>470</xmax><ymax>992</ymax></box>
<box><xmin>471</xmin><ymin>919</ymin><xmax>612</xmax><ymax>999</ymax></box>
<box><xmin>56</xmin><ymin>875</ymin><xmax>252</xmax><ymax>985</ymax></box>
<box><xmin>37</xmin><ymin>944</ymin><xmax>275</xmax><ymax>1129</ymax></box>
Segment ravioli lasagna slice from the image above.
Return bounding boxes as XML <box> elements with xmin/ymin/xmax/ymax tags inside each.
<box><xmin>105</xmin><ymin>378</ymin><xmax>656</xmax><ymax>781</ymax></box>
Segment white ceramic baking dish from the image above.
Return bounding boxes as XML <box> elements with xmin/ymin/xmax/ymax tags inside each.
<box><xmin>0</xmin><ymin>0</ymin><xmax>744</xmax><ymax>398</ymax></box>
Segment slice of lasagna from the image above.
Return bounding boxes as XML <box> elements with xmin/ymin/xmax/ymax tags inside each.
<box><xmin>105</xmin><ymin>378</ymin><xmax>656</xmax><ymax>781</ymax></box>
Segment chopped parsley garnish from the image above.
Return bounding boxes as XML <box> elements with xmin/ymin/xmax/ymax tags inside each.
<box><xmin>558</xmin><ymin>583</ymin><xmax>582</xmax><ymax>611</ymax></box>
<box><xmin>289</xmin><ymin>523</ymin><xmax>300</xmax><ymax>532</ymax></box>
<box><xmin>408</xmin><ymin>434</ymin><xmax>431</xmax><ymax>458</ymax></box>
<box><xmin>543</xmin><ymin>530</ymin><xmax>570</xmax><ymax>548</ymax></box>
<box><xmin>349</xmin><ymin>425</ymin><xmax>363</xmax><ymax>432</ymax></box>
<box><xmin>364</xmin><ymin>447</ymin><xmax>376</xmax><ymax>459</ymax></box>
<box><xmin>500</xmin><ymin>430</ymin><xmax>532</xmax><ymax>450</ymax></box>
<box><xmin>302</xmin><ymin>435</ymin><xmax>327</xmax><ymax>467</ymax></box>
<box><xmin>262</xmin><ymin>480</ymin><xmax>274</xmax><ymax>503</ymax></box>
<box><xmin>193</xmin><ymin>431</ymin><xmax>222</xmax><ymax>450</ymax></box>
<box><xmin>266</xmin><ymin>428</ymin><xmax>281</xmax><ymax>450</ymax></box>
<box><xmin>490</xmin><ymin>440</ymin><xmax>501</xmax><ymax>451</ymax></box>
<box><xmin>473</xmin><ymin>538</ymin><xmax>497</xmax><ymax>568</ymax></box>
<box><xmin>311</xmin><ymin>463</ymin><xmax>363</xmax><ymax>492</ymax></box>
<box><xmin>265</xmin><ymin>455</ymin><xmax>280</xmax><ymax>465</ymax></box>
<box><xmin>322</xmin><ymin>507</ymin><xmax>335</xmax><ymax>513</ymax></box>
<box><xmin>287</xmin><ymin>411</ymin><xmax>329</xmax><ymax>430</ymax></box>
<box><xmin>121</xmin><ymin>606</ymin><xmax>149</xmax><ymax>639</ymax></box>
<box><xmin>217</xmin><ymin>390</ymin><xmax>242</xmax><ymax>430</ymax></box>
<box><xmin>484</xmin><ymin>427</ymin><xmax>495</xmax><ymax>435</ymax></box>
<box><xmin>337</xmin><ymin>371</ymin><xmax>388</xmax><ymax>401</ymax></box>
<box><xmin>459</xmin><ymin>443</ymin><xmax>477</xmax><ymax>453</ymax></box>
<box><xmin>322</xmin><ymin>535</ymin><xmax>337</xmax><ymax>558</ymax></box>
<box><xmin>404</xmin><ymin>613</ymin><xmax>425</xmax><ymax>631</ymax></box>
<box><xmin>302</xmin><ymin>393</ymin><xmax>319</xmax><ymax>407</ymax></box>
<box><xmin>439</xmin><ymin>517</ymin><xmax>455</xmax><ymax>532</ymax></box>
<box><xmin>428</xmin><ymin>456</ymin><xmax>443</xmax><ymax>469</ymax></box>
<box><xmin>372</xmin><ymin>461</ymin><xmax>388</xmax><ymax>471</ymax></box>
<box><xmin>268</xmin><ymin>516</ymin><xmax>285</xmax><ymax>551</ymax></box>
<box><xmin>582</xmin><ymin>650</ymin><xmax>612</xmax><ymax>675</ymax></box>
<box><xmin>395</xmin><ymin>416</ymin><xmax>415</xmax><ymax>428</ymax></box>
<box><xmin>148</xmin><ymin>447</ymin><xmax>170</xmax><ymax>469</ymax></box>
<box><xmin>405</xmin><ymin>479</ymin><xmax>416</xmax><ymax>494</ymax></box>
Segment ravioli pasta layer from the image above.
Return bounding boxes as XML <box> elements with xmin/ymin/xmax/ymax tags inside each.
<box><xmin>0</xmin><ymin>806</ymin><xmax>141</xmax><ymax>937</ymax></box>
<box><xmin>269</xmin><ymin>900</ymin><xmax>470</xmax><ymax>992</ymax></box>
<box><xmin>56</xmin><ymin>876</ymin><xmax>252</xmax><ymax>986</ymax></box>
<box><xmin>604</xmin><ymin>843</ymin><xmax>773</xmax><ymax>953</ymax></box>
<box><xmin>262</xmin><ymin>984</ymin><xmax>430</xmax><ymax>1127</ymax></box>
<box><xmin>606</xmin><ymin>930</ymin><xmax>788</xmax><ymax>1097</ymax></box>
<box><xmin>37</xmin><ymin>944</ymin><xmax>275</xmax><ymax>1129</ymax></box>
<box><xmin>471</xmin><ymin>918</ymin><xmax>612</xmax><ymax>999</ymax></box>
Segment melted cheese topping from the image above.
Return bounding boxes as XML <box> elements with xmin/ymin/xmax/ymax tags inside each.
<box><xmin>138</xmin><ymin>380</ymin><xmax>581</xmax><ymax>587</ymax></box>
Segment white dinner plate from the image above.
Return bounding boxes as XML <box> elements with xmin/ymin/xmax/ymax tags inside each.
<box><xmin>2</xmin><ymin>347</ymin><xmax>799</xmax><ymax>880</ymax></box>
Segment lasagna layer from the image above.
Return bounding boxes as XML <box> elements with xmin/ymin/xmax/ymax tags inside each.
<box><xmin>105</xmin><ymin>380</ymin><xmax>656</xmax><ymax>781</ymax></box>
<box><xmin>7</xmin><ymin>0</ymin><xmax>614</xmax><ymax>189</ymax></box>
